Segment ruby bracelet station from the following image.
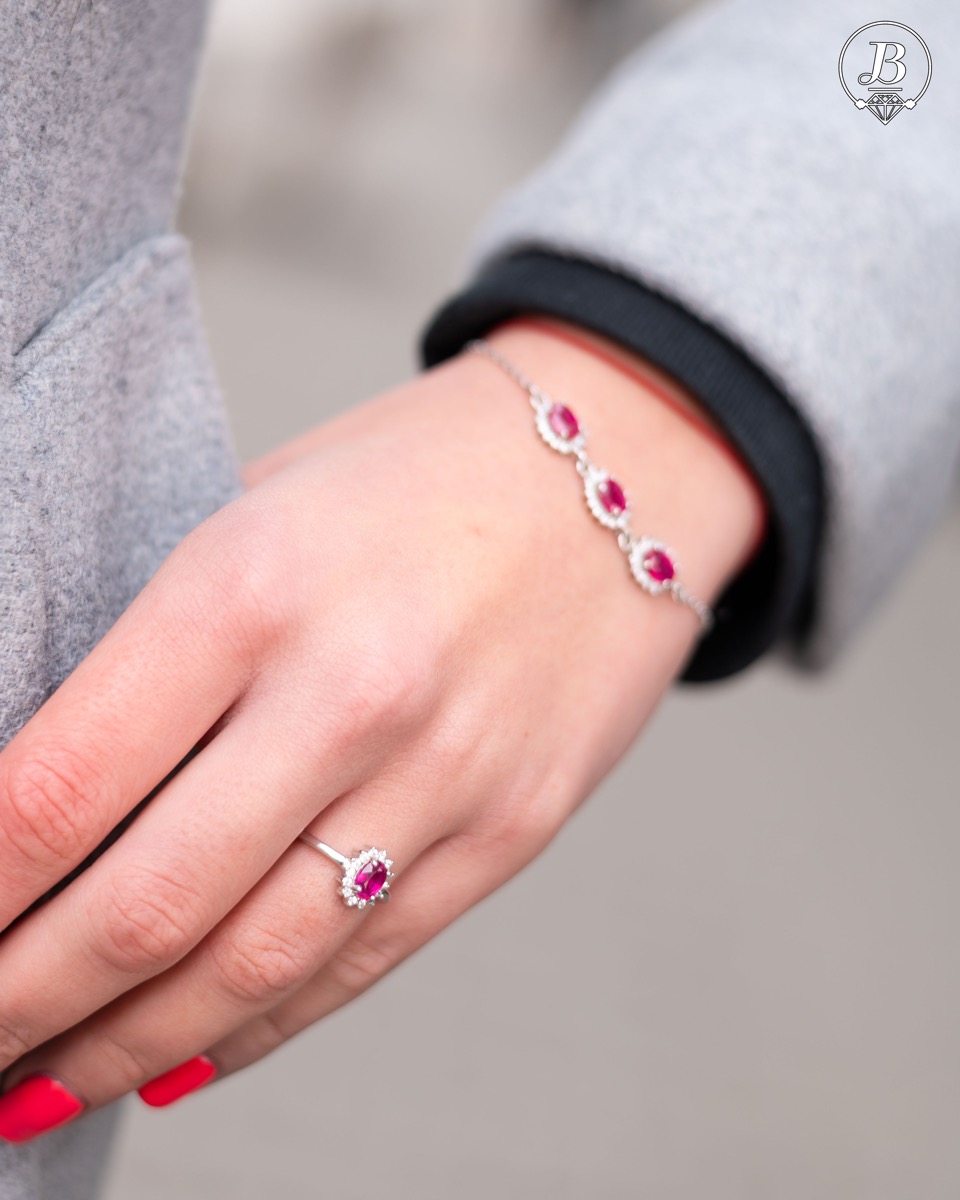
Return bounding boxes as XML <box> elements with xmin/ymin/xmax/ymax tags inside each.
<box><xmin>466</xmin><ymin>337</ymin><xmax>715</xmax><ymax>634</ymax></box>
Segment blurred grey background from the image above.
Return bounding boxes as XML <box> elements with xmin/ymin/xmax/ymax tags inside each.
<box><xmin>103</xmin><ymin>2</ymin><xmax>960</xmax><ymax>1196</ymax></box>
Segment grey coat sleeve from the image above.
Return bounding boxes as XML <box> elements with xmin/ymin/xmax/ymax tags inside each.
<box><xmin>452</xmin><ymin>0</ymin><xmax>960</xmax><ymax>671</ymax></box>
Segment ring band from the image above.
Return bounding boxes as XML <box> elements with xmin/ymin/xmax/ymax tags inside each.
<box><xmin>297</xmin><ymin>833</ymin><xmax>394</xmax><ymax>909</ymax></box>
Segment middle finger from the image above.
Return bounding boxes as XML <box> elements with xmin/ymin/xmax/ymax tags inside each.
<box><xmin>0</xmin><ymin>699</ymin><xmax>374</xmax><ymax>1074</ymax></box>
<box><xmin>0</xmin><ymin>778</ymin><xmax>456</xmax><ymax>1119</ymax></box>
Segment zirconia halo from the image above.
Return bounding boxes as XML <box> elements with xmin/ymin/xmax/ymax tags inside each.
<box><xmin>340</xmin><ymin>847</ymin><xmax>394</xmax><ymax>909</ymax></box>
<box><xmin>296</xmin><ymin>833</ymin><xmax>395</xmax><ymax>909</ymax></box>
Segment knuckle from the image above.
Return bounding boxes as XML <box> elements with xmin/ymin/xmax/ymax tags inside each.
<box><xmin>92</xmin><ymin>1028</ymin><xmax>154</xmax><ymax>1088</ymax></box>
<box><xmin>461</xmin><ymin>784</ymin><xmax>562</xmax><ymax>865</ymax></box>
<box><xmin>326</xmin><ymin>929</ymin><xmax>398</xmax><ymax>997</ymax></box>
<box><xmin>210</xmin><ymin>925</ymin><xmax>315</xmax><ymax>1004</ymax></box>
<box><xmin>0</xmin><ymin>1015</ymin><xmax>35</xmax><ymax>1066</ymax></box>
<box><xmin>332</xmin><ymin>623</ymin><xmax>436</xmax><ymax>745</ymax></box>
<box><xmin>174</xmin><ymin>506</ymin><xmax>299</xmax><ymax>656</ymax></box>
<box><xmin>243</xmin><ymin>1008</ymin><xmax>292</xmax><ymax>1059</ymax></box>
<box><xmin>422</xmin><ymin>691</ymin><xmax>493</xmax><ymax>787</ymax></box>
<box><xmin>0</xmin><ymin>745</ymin><xmax>110</xmax><ymax>872</ymax></box>
<box><xmin>90</xmin><ymin>868</ymin><xmax>206</xmax><ymax>975</ymax></box>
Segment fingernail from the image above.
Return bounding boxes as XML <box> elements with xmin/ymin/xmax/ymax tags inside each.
<box><xmin>0</xmin><ymin>1073</ymin><xmax>86</xmax><ymax>1143</ymax></box>
<box><xmin>138</xmin><ymin>1055</ymin><xmax>218</xmax><ymax>1108</ymax></box>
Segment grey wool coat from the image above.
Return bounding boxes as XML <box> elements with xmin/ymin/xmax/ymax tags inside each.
<box><xmin>0</xmin><ymin>0</ymin><xmax>958</xmax><ymax>1194</ymax></box>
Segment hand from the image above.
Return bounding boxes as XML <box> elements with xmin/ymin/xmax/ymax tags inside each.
<box><xmin>0</xmin><ymin>318</ymin><xmax>763</xmax><ymax>1139</ymax></box>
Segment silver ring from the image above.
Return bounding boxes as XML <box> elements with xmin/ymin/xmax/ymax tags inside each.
<box><xmin>297</xmin><ymin>833</ymin><xmax>394</xmax><ymax>909</ymax></box>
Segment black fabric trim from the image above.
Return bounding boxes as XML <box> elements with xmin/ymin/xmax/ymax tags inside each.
<box><xmin>418</xmin><ymin>250</ymin><xmax>824</xmax><ymax>683</ymax></box>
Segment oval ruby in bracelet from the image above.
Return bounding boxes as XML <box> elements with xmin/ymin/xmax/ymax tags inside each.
<box><xmin>643</xmin><ymin>549</ymin><xmax>675</xmax><ymax>582</ymax></box>
<box><xmin>597</xmin><ymin>476</ymin><xmax>627</xmax><ymax>516</ymax></box>
<box><xmin>547</xmin><ymin>402</ymin><xmax>580</xmax><ymax>441</ymax></box>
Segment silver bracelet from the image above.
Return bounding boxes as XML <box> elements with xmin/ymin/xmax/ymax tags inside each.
<box><xmin>466</xmin><ymin>338</ymin><xmax>715</xmax><ymax>635</ymax></box>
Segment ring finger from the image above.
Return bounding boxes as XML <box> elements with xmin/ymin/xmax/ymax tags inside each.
<box><xmin>145</xmin><ymin>813</ymin><xmax>550</xmax><ymax>1107</ymax></box>
<box><xmin>0</xmin><ymin>675</ymin><xmax>401</xmax><ymax>1079</ymax></box>
<box><xmin>0</xmin><ymin>778</ymin><xmax>462</xmax><ymax>1137</ymax></box>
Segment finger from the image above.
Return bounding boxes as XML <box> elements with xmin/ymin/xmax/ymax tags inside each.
<box><xmin>0</xmin><ymin>507</ymin><xmax>278</xmax><ymax>926</ymax></box>
<box><xmin>151</xmin><ymin>819</ymin><xmax>546</xmax><ymax>1099</ymax></box>
<box><xmin>0</xmin><ymin>691</ymin><xmax>378</xmax><ymax>1074</ymax></box>
<box><xmin>0</xmin><ymin>779</ymin><xmax>460</xmax><ymax>1121</ymax></box>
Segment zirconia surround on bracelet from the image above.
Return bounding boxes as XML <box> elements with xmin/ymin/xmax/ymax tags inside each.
<box><xmin>466</xmin><ymin>338</ymin><xmax>714</xmax><ymax>634</ymax></box>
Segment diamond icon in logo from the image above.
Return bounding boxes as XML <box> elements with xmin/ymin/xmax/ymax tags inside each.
<box><xmin>866</xmin><ymin>92</ymin><xmax>905</xmax><ymax>124</ymax></box>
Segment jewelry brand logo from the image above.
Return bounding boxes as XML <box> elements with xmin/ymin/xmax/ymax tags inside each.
<box><xmin>838</xmin><ymin>21</ymin><xmax>932</xmax><ymax>123</ymax></box>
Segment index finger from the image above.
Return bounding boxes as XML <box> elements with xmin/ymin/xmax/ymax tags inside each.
<box><xmin>0</xmin><ymin>510</ymin><xmax>275</xmax><ymax>931</ymax></box>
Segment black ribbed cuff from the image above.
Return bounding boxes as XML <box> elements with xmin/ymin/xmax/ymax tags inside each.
<box><xmin>418</xmin><ymin>250</ymin><xmax>823</xmax><ymax>683</ymax></box>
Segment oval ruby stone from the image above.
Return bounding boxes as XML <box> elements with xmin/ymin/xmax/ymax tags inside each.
<box><xmin>598</xmin><ymin>477</ymin><xmax>627</xmax><ymax>515</ymax></box>
<box><xmin>548</xmin><ymin>403</ymin><xmax>579</xmax><ymax>440</ymax></box>
<box><xmin>643</xmin><ymin>549</ymin><xmax>675</xmax><ymax>582</ymax></box>
<box><xmin>355</xmin><ymin>861</ymin><xmax>388</xmax><ymax>901</ymax></box>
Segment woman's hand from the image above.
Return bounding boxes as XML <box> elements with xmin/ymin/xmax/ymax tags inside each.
<box><xmin>0</xmin><ymin>319</ymin><xmax>763</xmax><ymax>1140</ymax></box>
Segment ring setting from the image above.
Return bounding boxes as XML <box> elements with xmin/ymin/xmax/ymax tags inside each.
<box><xmin>297</xmin><ymin>833</ymin><xmax>394</xmax><ymax>909</ymax></box>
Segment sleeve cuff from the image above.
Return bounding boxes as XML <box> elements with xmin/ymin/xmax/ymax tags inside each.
<box><xmin>417</xmin><ymin>250</ymin><xmax>825</xmax><ymax>683</ymax></box>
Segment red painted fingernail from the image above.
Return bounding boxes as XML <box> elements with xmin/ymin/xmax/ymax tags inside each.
<box><xmin>138</xmin><ymin>1055</ymin><xmax>218</xmax><ymax>1107</ymax></box>
<box><xmin>0</xmin><ymin>1074</ymin><xmax>86</xmax><ymax>1143</ymax></box>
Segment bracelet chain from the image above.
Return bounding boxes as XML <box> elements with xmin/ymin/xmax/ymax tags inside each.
<box><xmin>465</xmin><ymin>338</ymin><xmax>715</xmax><ymax>635</ymax></box>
